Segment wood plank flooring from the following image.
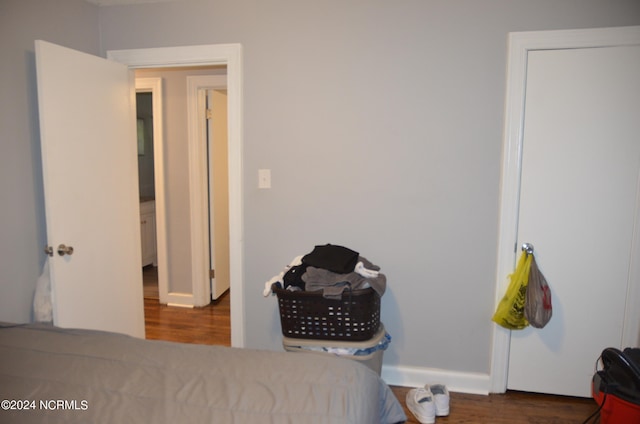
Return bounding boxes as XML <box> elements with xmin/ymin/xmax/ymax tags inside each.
<box><xmin>144</xmin><ymin>296</ymin><xmax>231</xmax><ymax>346</ymax></box>
<box><xmin>142</xmin><ymin>272</ymin><xmax>599</xmax><ymax>423</ymax></box>
<box><xmin>143</xmin><ymin>265</ymin><xmax>231</xmax><ymax>346</ymax></box>
<box><xmin>393</xmin><ymin>386</ymin><xmax>598</xmax><ymax>424</ymax></box>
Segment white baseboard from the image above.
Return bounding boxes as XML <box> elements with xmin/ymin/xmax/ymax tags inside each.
<box><xmin>381</xmin><ymin>364</ymin><xmax>491</xmax><ymax>395</ymax></box>
<box><xmin>166</xmin><ymin>292</ymin><xmax>195</xmax><ymax>308</ymax></box>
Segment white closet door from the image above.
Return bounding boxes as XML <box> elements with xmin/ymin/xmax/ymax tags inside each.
<box><xmin>507</xmin><ymin>45</ymin><xmax>640</xmax><ymax>397</ymax></box>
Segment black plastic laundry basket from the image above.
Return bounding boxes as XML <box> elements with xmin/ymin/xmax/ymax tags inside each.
<box><xmin>272</xmin><ymin>284</ymin><xmax>380</xmax><ymax>341</ymax></box>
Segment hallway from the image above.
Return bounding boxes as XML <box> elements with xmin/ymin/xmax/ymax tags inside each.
<box><xmin>143</xmin><ymin>266</ymin><xmax>231</xmax><ymax>346</ymax></box>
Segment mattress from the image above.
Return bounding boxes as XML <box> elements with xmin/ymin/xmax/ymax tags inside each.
<box><xmin>0</xmin><ymin>323</ymin><xmax>406</xmax><ymax>423</ymax></box>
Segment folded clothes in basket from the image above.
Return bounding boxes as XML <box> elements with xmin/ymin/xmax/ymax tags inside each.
<box><xmin>301</xmin><ymin>244</ymin><xmax>360</xmax><ymax>274</ymax></box>
<box><xmin>262</xmin><ymin>255</ymin><xmax>303</xmax><ymax>296</ymax></box>
<box><xmin>263</xmin><ymin>244</ymin><xmax>386</xmax><ymax>299</ymax></box>
<box><xmin>302</xmin><ymin>257</ymin><xmax>386</xmax><ymax>299</ymax></box>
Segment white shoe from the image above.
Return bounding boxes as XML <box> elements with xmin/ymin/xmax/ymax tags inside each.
<box><xmin>428</xmin><ymin>384</ymin><xmax>450</xmax><ymax>416</ymax></box>
<box><xmin>406</xmin><ymin>387</ymin><xmax>436</xmax><ymax>424</ymax></box>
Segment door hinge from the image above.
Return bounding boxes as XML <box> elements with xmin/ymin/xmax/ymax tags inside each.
<box><xmin>206</xmin><ymin>108</ymin><xmax>213</xmax><ymax>120</ymax></box>
<box><xmin>210</xmin><ymin>269</ymin><xmax>215</xmax><ymax>279</ymax></box>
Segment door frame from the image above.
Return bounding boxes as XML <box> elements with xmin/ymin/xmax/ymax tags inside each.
<box><xmin>135</xmin><ymin>77</ymin><xmax>169</xmax><ymax>304</ymax></box>
<box><xmin>490</xmin><ymin>26</ymin><xmax>640</xmax><ymax>393</ymax></box>
<box><xmin>108</xmin><ymin>44</ymin><xmax>245</xmax><ymax>347</ymax></box>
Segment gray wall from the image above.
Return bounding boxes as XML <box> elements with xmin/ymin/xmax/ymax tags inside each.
<box><xmin>1</xmin><ymin>0</ymin><xmax>639</xmax><ymax>378</ymax></box>
<box><xmin>0</xmin><ymin>0</ymin><xmax>100</xmax><ymax>323</ymax></box>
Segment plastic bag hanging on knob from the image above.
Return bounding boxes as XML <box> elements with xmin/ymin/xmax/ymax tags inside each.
<box><xmin>524</xmin><ymin>254</ymin><xmax>552</xmax><ymax>328</ymax></box>
<box><xmin>492</xmin><ymin>251</ymin><xmax>532</xmax><ymax>330</ymax></box>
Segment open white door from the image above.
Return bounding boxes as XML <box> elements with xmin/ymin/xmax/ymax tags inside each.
<box><xmin>208</xmin><ymin>88</ymin><xmax>231</xmax><ymax>300</ymax></box>
<box><xmin>36</xmin><ymin>40</ymin><xmax>145</xmax><ymax>338</ymax></box>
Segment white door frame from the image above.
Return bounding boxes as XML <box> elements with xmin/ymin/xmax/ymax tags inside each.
<box><xmin>135</xmin><ymin>77</ymin><xmax>169</xmax><ymax>305</ymax></box>
<box><xmin>490</xmin><ymin>26</ymin><xmax>640</xmax><ymax>393</ymax></box>
<box><xmin>187</xmin><ymin>75</ymin><xmax>228</xmax><ymax>305</ymax></box>
<box><xmin>108</xmin><ymin>44</ymin><xmax>245</xmax><ymax>348</ymax></box>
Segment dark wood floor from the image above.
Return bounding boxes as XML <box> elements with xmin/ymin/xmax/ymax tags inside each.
<box><xmin>143</xmin><ymin>265</ymin><xmax>231</xmax><ymax>345</ymax></box>
<box><xmin>394</xmin><ymin>386</ymin><xmax>597</xmax><ymax>424</ymax></box>
<box><xmin>144</xmin><ymin>295</ymin><xmax>231</xmax><ymax>346</ymax></box>
<box><xmin>142</xmin><ymin>270</ymin><xmax>599</xmax><ymax>423</ymax></box>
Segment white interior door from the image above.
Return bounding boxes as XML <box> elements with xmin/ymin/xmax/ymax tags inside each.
<box><xmin>36</xmin><ymin>40</ymin><xmax>145</xmax><ymax>338</ymax></box>
<box><xmin>208</xmin><ymin>88</ymin><xmax>230</xmax><ymax>300</ymax></box>
<box><xmin>507</xmin><ymin>45</ymin><xmax>640</xmax><ymax>397</ymax></box>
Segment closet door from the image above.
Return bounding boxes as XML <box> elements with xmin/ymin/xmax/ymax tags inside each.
<box><xmin>507</xmin><ymin>44</ymin><xmax>640</xmax><ymax>397</ymax></box>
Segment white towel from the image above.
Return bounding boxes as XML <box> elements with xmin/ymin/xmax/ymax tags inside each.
<box><xmin>33</xmin><ymin>258</ymin><xmax>53</xmax><ymax>322</ymax></box>
<box><xmin>355</xmin><ymin>261</ymin><xmax>379</xmax><ymax>278</ymax></box>
<box><xmin>263</xmin><ymin>255</ymin><xmax>304</xmax><ymax>297</ymax></box>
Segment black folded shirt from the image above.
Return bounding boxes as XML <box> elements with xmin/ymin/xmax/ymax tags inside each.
<box><xmin>302</xmin><ymin>244</ymin><xmax>359</xmax><ymax>274</ymax></box>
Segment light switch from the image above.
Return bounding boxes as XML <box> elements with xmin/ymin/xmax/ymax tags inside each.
<box><xmin>258</xmin><ymin>169</ymin><xmax>271</xmax><ymax>189</ymax></box>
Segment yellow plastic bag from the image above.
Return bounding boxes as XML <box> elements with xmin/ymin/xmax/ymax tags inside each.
<box><xmin>492</xmin><ymin>252</ymin><xmax>532</xmax><ymax>330</ymax></box>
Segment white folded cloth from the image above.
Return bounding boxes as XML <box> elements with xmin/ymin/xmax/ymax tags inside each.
<box><xmin>262</xmin><ymin>255</ymin><xmax>303</xmax><ymax>296</ymax></box>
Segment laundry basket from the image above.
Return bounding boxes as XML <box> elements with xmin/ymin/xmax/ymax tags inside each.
<box><xmin>272</xmin><ymin>284</ymin><xmax>380</xmax><ymax>341</ymax></box>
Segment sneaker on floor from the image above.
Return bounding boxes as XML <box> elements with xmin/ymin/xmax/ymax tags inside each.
<box><xmin>428</xmin><ymin>384</ymin><xmax>450</xmax><ymax>417</ymax></box>
<box><xmin>406</xmin><ymin>387</ymin><xmax>436</xmax><ymax>424</ymax></box>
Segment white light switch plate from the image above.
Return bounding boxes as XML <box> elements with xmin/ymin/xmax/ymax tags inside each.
<box><xmin>258</xmin><ymin>169</ymin><xmax>271</xmax><ymax>189</ymax></box>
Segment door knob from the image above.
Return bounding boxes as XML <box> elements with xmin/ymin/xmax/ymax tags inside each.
<box><xmin>521</xmin><ymin>243</ymin><xmax>534</xmax><ymax>255</ymax></box>
<box><xmin>57</xmin><ymin>244</ymin><xmax>74</xmax><ymax>256</ymax></box>
<box><xmin>44</xmin><ymin>245</ymin><xmax>54</xmax><ymax>257</ymax></box>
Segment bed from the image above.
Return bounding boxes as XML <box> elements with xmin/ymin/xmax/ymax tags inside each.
<box><xmin>0</xmin><ymin>323</ymin><xmax>406</xmax><ymax>423</ymax></box>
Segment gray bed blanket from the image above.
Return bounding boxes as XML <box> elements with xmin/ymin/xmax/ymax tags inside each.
<box><xmin>0</xmin><ymin>323</ymin><xmax>406</xmax><ymax>424</ymax></box>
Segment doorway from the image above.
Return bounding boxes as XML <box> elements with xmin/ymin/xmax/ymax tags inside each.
<box><xmin>135</xmin><ymin>77</ymin><xmax>168</xmax><ymax>304</ymax></box>
<box><xmin>108</xmin><ymin>44</ymin><xmax>245</xmax><ymax>347</ymax></box>
<box><xmin>136</xmin><ymin>90</ymin><xmax>159</xmax><ymax>299</ymax></box>
<box><xmin>134</xmin><ymin>68</ymin><xmax>229</xmax><ymax>309</ymax></box>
